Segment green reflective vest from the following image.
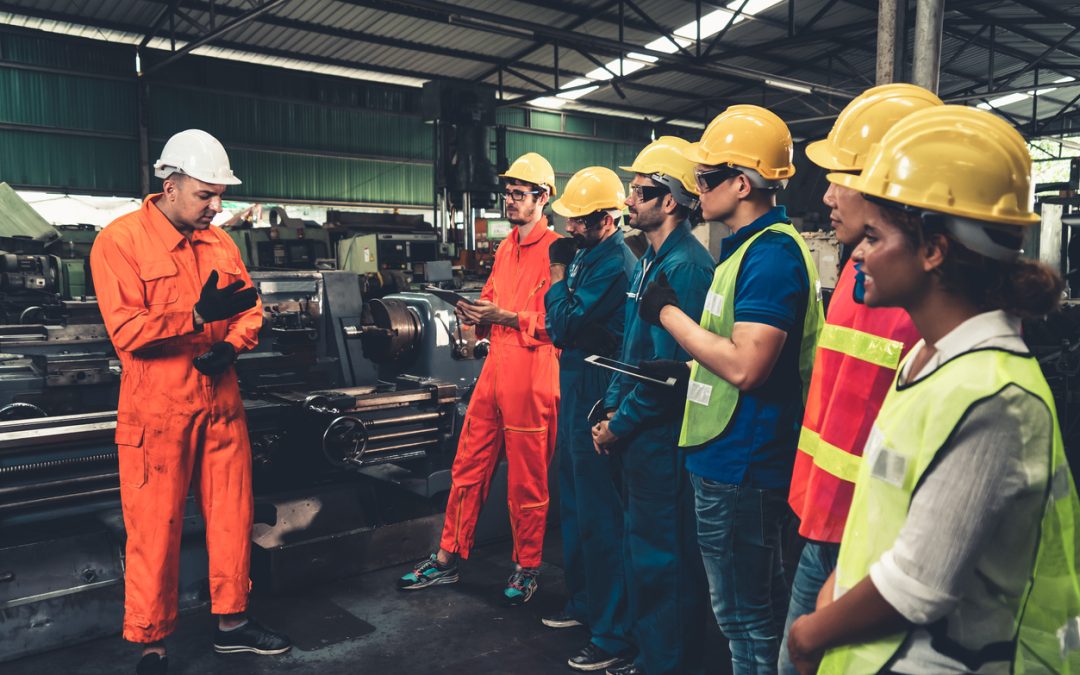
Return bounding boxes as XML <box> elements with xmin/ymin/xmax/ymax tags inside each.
<box><xmin>821</xmin><ymin>348</ymin><xmax>1080</xmax><ymax>674</ymax></box>
<box><xmin>678</xmin><ymin>222</ymin><xmax>824</xmax><ymax>448</ymax></box>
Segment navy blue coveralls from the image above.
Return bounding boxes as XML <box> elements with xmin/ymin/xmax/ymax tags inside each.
<box><xmin>545</xmin><ymin>229</ymin><xmax>637</xmax><ymax>657</ymax></box>
<box><xmin>603</xmin><ymin>221</ymin><xmax>715</xmax><ymax>675</ymax></box>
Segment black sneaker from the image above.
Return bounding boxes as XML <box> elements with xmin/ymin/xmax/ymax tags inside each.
<box><xmin>398</xmin><ymin>554</ymin><xmax>460</xmax><ymax>590</ymax></box>
<box><xmin>135</xmin><ymin>652</ymin><xmax>167</xmax><ymax>675</ymax></box>
<box><xmin>568</xmin><ymin>643</ymin><xmax>625</xmax><ymax>672</ymax></box>
<box><xmin>605</xmin><ymin>662</ymin><xmax>644</xmax><ymax>675</ymax></box>
<box><xmin>541</xmin><ymin>612</ymin><xmax>584</xmax><ymax>629</ymax></box>
<box><xmin>213</xmin><ymin>619</ymin><xmax>291</xmax><ymax>655</ymax></box>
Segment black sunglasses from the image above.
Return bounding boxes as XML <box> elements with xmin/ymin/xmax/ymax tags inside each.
<box><xmin>628</xmin><ymin>184</ymin><xmax>669</xmax><ymax>203</ymax></box>
<box><xmin>694</xmin><ymin>165</ymin><xmax>744</xmax><ymax>193</ymax></box>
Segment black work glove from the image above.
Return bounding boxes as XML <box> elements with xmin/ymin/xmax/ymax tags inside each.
<box><xmin>638</xmin><ymin>271</ymin><xmax>680</xmax><ymax>327</ymax></box>
<box><xmin>575</xmin><ymin>323</ymin><xmax>620</xmax><ymax>357</ymax></box>
<box><xmin>193</xmin><ymin>341</ymin><xmax>237</xmax><ymax>376</ymax></box>
<box><xmin>194</xmin><ymin>270</ymin><xmax>258</xmax><ymax>323</ymax></box>
<box><xmin>640</xmin><ymin>359</ymin><xmax>690</xmax><ymax>399</ymax></box>
<box><xmin>548</xmin><ymin>237</ymin><xmax>580</xmax><ymax>267</ymax></box>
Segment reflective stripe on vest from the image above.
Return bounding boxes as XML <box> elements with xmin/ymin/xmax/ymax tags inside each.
<box><xmin>678</xmin><ymin>222</ymin><xmax>824</xmax><ymax>448</ymax></box>
<box><xmin>819</xmin><ymin>349</ymin><xmax>1080</xmax><ymax>674</ymax></box>
<box><xmin>797</xmin><ymin>427</ymin><xmax>861</xmax><ymax>483</ymax></box>
<box><xmin>817</xmin><ymin>323</ymin><xmax>905</xmax><ymax>370</ymax></box>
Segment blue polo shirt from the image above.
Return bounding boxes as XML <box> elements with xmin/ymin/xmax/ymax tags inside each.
<box><xmin>684</xmin><ymin>206</ymin><xmax>809</xmax><ymax>489</ymax></box>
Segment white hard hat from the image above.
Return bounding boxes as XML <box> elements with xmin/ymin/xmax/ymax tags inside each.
<box><xmin>154</xmin><ymin>129</ymin><xmax>241</xmax><ymax>185</ymax></box>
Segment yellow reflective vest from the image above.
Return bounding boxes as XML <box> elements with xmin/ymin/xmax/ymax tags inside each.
<box><xmin>679</xmin><ymin>222</ymin><xmax>824</xmax><ymax>448</ymax></box>
<box><xmin>821</xmin><ymin>348</ymin><xmax>1080</xmax><ymax>674</ymax></box>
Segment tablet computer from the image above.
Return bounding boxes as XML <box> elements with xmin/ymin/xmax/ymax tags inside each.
<box><xmin>423</xmin><ymin>285</ymin><xmax>478</xmax><ymax>306</ymax></box>
<box><xmin>584</xmin><ymin>354</ymin><xmax>677</xmax><ymax>387</ymax></box>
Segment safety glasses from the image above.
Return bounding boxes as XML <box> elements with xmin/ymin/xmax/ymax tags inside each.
<box><xmin>504</xmin><ymin>189</ymin><xmax>541</xmax><ymax>202</ymax></box>
<box><xmin>694</xmin><ymin>165</ymin><xmax>744</xmax><ymax>193</ymax></box>
<box><xmin>567</xmin><ymin>211</ymin><xmax>609</xmax><ymax>230</ymax></box>
<box><xmin>627</xmin><ymin>183</ymin><xmax>669</xmax><ymax>203</ymax></box>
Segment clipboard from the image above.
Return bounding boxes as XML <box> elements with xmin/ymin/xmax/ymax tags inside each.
<box><xmin>584</xmin><ymin>354</ymin><xmax>677</xmax><ymax>387</ymax></box>
<box><xmin>423</xmin><ymin>285</ymin><xmax>478</xmax><ymax>306</ymax></box>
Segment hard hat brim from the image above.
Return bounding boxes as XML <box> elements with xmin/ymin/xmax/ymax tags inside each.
<box><xmin>680</xmin><ymin>142</ymin><xmax>712</xmax><ymax>166</ymax></box>
<box><xmin>828</xmin><ymin>171</ymin><xmax>1040</xmax><ymax>226</ymax></box>
<box><xmin>550</xmin><ymin>199</ymin><xmax>577</xmax><ymax>218</ymax></box>
<box><xmin>806</xmin><ymin>139</ymin><xmax>856</xmax><ymax>172</ymax></box>
<box><xmin>499</xmin><ymin>172</ymin><xmax>556</xmax><ymax>197</ymax></box>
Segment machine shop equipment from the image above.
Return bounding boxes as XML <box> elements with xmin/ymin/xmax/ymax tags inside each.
<box><xmin>0</xmin><ymin>265</ymin><xmax>490</xmax><ymax>663</ymax></box>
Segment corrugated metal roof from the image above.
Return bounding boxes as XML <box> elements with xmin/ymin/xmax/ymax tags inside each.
<box><xmin>1</xmin><ymin>0</ymin><xmax>1079</xmax><ymax>137</ymax></box>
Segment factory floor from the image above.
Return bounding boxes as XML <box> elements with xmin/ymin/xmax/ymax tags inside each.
<box><xmin>4</xmin><ymin>531</ymin><xmax>733</xmax><ymax>675</ymax></box>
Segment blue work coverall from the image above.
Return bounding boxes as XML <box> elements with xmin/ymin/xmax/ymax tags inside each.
<box><xmin>545</xmin><ymin>229</ymin><xmax>637</xmax><ymax>657</ymax></box>
<box><xmin>603</xmin><ymin>222</ymin><xmax>714</xmax><ymax>675</ymax></box>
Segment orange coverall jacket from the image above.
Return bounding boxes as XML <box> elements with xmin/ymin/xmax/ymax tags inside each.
<box><xmin>440</xmin><ymin>217</ymin><xmax>561</xmax><ymax>567</ymax></box>
<box><xmin>90</xmin><ymin>195</ymin><xmax>263</xmax><ymax>643</ymax></box>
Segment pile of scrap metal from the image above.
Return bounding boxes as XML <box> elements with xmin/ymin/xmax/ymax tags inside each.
<box><xmin>0</xmin><ymin>190</ymin><xmax>489</xmax><ymax>663</ymax></box>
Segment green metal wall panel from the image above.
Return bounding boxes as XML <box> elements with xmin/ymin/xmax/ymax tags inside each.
<box><xmin>154</xmin><ymin>52</ymin><xmax>422</xmax><ymax>114</ymax></box>
<box><xmin>496</xmin><ymin>107</ymin><xmax>526</xmax><ymax>127</ymax></box>
<box><xmin>222</xmin><ymin>149</ymin><xmax>433</xmax><ymax>206</ymax></box>
<box><xmin>0</xmin><ymin>68</ymin><xmax>135</xmax><ymax>134</ymax></box>
<box><xmin>0</xmin><ymin>129</ymin><xmax>138</xmax><ymax>194</ymax></box>
<box><xmin>564</xmin><ymin>114</ymin><xmax>595</xmax><ymax>136</ymax></box>
<box><xmin>150</xmin><ymin>86</ymin><xmax>432</xmax><ymax>160</ymax></box>
<box><xmin>506</xmin><ymin>131</ymin><xmax>643</xmax><ymax>177</ymax></box>
<box><xmin>0</xmin><ymin>27</ymin><xmax>132</xmax><ymax>76</ymax></box>
<box><xmin>529</xmin><ymin>111</ymin><xmax>562</xmax><ymax>132</ymax></box>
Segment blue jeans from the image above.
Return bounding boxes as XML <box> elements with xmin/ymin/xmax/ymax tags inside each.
<box><xmin>778</xmin><ymin>540</ymin><xmax>839</xmax><ymax>675</ymax></box>
<box><xmin>691</xmin><ymin>474</ymin><xmax>789</xmax><ymax>675</ymax></box>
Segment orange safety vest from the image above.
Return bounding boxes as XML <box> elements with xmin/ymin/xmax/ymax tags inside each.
<box><xmin>788</xmin><ymin>258</ymin><xmax>920</xmax><ymax>543</ymax></box>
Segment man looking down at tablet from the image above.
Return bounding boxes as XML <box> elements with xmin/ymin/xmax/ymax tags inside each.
<box><xmin>398</xmin><ymin>152</ymin><xmax>562</xmax><ymax>606</ymax></box>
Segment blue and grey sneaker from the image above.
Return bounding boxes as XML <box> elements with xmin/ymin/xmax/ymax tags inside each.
<box><xmin>397</xmin><ymin>554</ymin><xmax>459</xmax><ymax>590</ymax></box>
<box><xmin>503</xmin><ymin>567</ymin><xmax>540</xmax><ymax>605</ymax></box>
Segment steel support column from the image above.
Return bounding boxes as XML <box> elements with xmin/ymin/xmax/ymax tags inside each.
<box><xmin>875</xmin><ymin>0</ymin><xmax>902</xmax><ymax>84</ymax></box>
<box><xmin>912</xmin><ymin>0</ymin><xmax>945</xmax><ymax>92</ymax></box>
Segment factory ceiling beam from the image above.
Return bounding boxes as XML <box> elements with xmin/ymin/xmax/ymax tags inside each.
<box><xmin>133</xmin><ymin>0</ymin><xmax>717</xmax><ymax>106</ymax></box>
<box><xmin>349</xmin><ymin>0</ymin><xmax>856</xmax><ymax>98</ymax></box>
<box><xmin>139</xmin><ymin>0</ymin><xmax>185</xmax><ymax>50</ymax></box>
<box><xmin>947</xmin><ymin>6</ymin><xmax>1080</xmax><ymax>64</ymax></box>
<box><xmin>700</xmin><ymin>0</ymin><xmax>751</xmax><ymax>60</ymax></box>
<box><xmin>142</xmin><ymin>0</ymin><xmax>289</xmax><ymax>75</ymax></box>
<box><xmin>467</xmin><ymin>0</ymin><xmax>620</xmax><ymax>85</ymax></box>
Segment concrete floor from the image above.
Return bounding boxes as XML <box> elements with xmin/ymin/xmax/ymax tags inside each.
<box><xmin>4</xmin><ymin>532</ymin><xmax>732</xmax><ymax>675</ymax></box>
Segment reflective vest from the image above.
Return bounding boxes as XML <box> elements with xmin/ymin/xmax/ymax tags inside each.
<box><xmin>821</xmin><ymin>348</ymin><xmax>1080</xmax><ymax>674</ymax></box>
<box><xmin>679</xmin><ymin>222</ymin><xmax>824</xmax><ymax>448</ymax></box>
<box><xmin>788</xmin><ymin>260</ymin><xmax>920</xmax><ymax>543</ymax></box>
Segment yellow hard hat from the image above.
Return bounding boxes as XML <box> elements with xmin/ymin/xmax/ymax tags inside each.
<box><xmin>500</xmin><ymin>152</ymin><xmax>557</xmax><ymax>196</ymax></box>
<box><xmin>830</xmin><ymin>105</ymin><xmax>1039</xmax><ymax>228</ymax></box>
<box><xmin>683</xmin><ymin>105</ymin><xmax>795</xmax><ymax>182</ymax></box>
<box><xmin>807</xmin><ymin>84</ymin><xmax>943</xmax><ymax>171</ymax></box>
<box><xmin>551</xmin><ymin>167</ymin><xmax>626</xmax><ymax>218</ymax></box>
<box><xmin>619</xmin><ymin>136</ymin><xmax>699</xmax><ymax>201</ymax></box>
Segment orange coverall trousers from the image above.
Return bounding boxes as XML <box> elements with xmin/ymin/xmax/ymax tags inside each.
<box><xmin>90</xmin><ymin>195</ymin><xmax>263</xmax><ymax>643</ymax></box>
<box><xmin>439</xmin><ymin>219</ymin><xmax>561</xmax><ymax>567</ymax></box>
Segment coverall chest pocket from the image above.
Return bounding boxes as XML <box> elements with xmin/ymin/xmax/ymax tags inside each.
<box><xmin>139</xmin><ymin>259</ymin><xmax>180</xmax><ymax>306</ymax></box>
<box><xmin>214</xmin><ymin>255</ymin><xmax>243</xmax><ymax>282</ymax></box>
<box><xmin>115</xmin><ymin>421</ymin><xmax>147</xmax><ymax>489</ymax></box>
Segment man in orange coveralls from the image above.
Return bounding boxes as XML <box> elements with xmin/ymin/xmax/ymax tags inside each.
<box><xmin>398</xmin><ymin>152</ymin><xmax>561</xmax><ymax>605</ymax></box>
<box><xmin>90</xmin><ymin>129</ymin><xmax>290</xmax><ymax>675</ymax></box>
